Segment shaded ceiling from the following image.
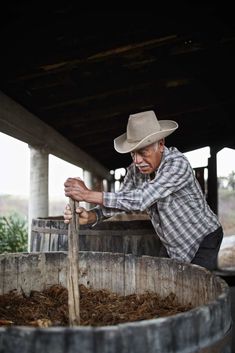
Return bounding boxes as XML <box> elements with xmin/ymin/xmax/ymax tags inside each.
<box><xmin>0</xmin><ymin>5</ymin><xmax>235</xmax><ymax>171</ymax></box>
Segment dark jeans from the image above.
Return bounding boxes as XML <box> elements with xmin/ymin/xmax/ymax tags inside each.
<box><xmin>158</xmin><ymin>226</ymin><xmax>223</xmax><ymax>271</ymax></box>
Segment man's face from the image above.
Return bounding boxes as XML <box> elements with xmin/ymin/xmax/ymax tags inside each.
<box><xmin>130</xmin><ymin>140</ymin><xmax>164</xmax><ymax>174</ymax></box>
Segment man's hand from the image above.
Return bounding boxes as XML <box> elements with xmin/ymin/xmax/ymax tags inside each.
<box><xmin>64</xmin><ymin>204</ymin><xmax>90</xmax><ymax>225</ymax></box>
<box><xmin>64</xmin><ymin>177</ymin><xmax>89</xmax><ymax>202</ymax></box>
<box><xmin>64</xmin><ymin>177</ymin><xmax>103</xmax><ymax>205</ymax></box>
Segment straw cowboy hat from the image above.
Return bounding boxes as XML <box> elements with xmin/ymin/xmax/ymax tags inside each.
<box><xmin>114</xmin><ymin>110</ymin><xmax>178</xmax><ymax>153</ymax></box>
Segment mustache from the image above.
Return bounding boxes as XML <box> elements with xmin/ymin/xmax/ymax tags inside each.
<box><xmin>136</xmin><ymin>163</ymin><xmax>149</xmax><ymax>168</ymax></box>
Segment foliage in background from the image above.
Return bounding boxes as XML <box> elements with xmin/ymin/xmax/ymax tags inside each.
<box><xmin>218</xmin><ymin>189</ymin><xmax>235</xmax><ymax>236</ymax></box>
<box><xmin>0</xmin><ymin>213</ymin><xmax>28</xmax><ymax>253</ymax></box>
<box><xmin>228</xmin><ymin>171</ymin><xmax>235</xmax><ymax>191</ymax></box>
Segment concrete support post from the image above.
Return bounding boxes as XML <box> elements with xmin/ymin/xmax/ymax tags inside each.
<box><xmin>83</xmin><ymin>170</ymin><xmax>94</xmax><ymax>210</ymax></box>
<box><xmin>28</xmin><ymin>146</ymin><xmax>49</xmax><ymax>250</ymax></box>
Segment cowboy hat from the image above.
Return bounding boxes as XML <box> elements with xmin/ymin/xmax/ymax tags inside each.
<box><xmin>114</xmin><ymin>110</ymin><xmax>178</xmax><ymax>153</ymax></box>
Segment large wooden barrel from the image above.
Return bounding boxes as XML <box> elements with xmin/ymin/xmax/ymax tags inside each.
<box><xmin>30</xmin><ymin>217</ymin><xmax>161</xmax><ymax>256</ymax></box>
<box><xmin>0</xmin><ymin>252</ymin><xmax>232</xmax><ymax>353</ymax></box>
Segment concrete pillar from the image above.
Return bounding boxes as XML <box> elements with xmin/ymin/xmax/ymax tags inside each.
<box><xmin>28</xmin><ymin>146</ymin><xmax>49</xmax><ymax>249</ymax></box>
<box><xmin>83</xmin><ymin>170</ymin><xmax>94</xmax><ymax>210</ymax></box>
<box><xmin>83</xmin><ymin>170</ymin><xmax>108</xmax><ymax>209</ymax></box>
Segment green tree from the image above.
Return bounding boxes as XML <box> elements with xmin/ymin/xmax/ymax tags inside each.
<box><xmin>0</xmin><ymin>213</ymin><xmax>28</xmax><ymax>253</ymax></box>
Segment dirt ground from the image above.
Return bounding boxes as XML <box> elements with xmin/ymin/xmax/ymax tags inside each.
<box><xmin>0</xmin><ymin>284</ymin><xmax>192</xmax><ymax>327</ymax></box>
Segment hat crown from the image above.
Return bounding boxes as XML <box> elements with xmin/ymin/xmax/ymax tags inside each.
<box><xmin>114</xmin><ymin>110</ymin><xmax>178</xmax><ymax>154</ymax></box>
<box><xmin>127</xmin><ymin>111</ymin><xmax>161</xmax><ymax>143</ymax></box>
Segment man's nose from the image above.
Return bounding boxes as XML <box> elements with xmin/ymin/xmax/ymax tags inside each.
<box><xmin>133</xmin><ymin>152</ymin><xmax>143</xmax><ymax>164</ymax></box>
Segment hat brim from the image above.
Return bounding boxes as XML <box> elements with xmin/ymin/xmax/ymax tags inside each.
<box><xmin>114</xmin><ymin>120</ymin><xmax>178</xmax><ymax>153</ymax></box>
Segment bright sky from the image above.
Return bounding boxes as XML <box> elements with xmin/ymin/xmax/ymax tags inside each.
<box><xmin>0</xmin><ymin>132</ymin><xmax>83</xmax><ymax>200</ymax></box>
<box><xmin>0</xmin><ymin>132</ymin><xmax>235</xmax><ymax>198</ymax></box>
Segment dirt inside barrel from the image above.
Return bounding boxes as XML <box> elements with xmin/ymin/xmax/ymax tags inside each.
<box><xmin>0</xmin><ymin>284</ymin><xmax>192</xmax><ymax>327</ymax></box>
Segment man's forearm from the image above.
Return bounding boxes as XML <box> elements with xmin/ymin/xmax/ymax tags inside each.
<box><xmin>85</xmin><ymin>190</ymin><xmax>103</xmax><ymax>205</ymax></box>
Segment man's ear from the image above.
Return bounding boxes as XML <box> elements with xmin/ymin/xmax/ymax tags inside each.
<box><xmin>159</xmin><ymin>139</ymin><xmax>165</xmax><ymax>152</ymax></box>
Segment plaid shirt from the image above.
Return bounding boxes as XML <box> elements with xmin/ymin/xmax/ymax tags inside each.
<box><xmin>94</xmin><ymin>146</ymin><xmax>221</xmax><ymax>262</ymax></box>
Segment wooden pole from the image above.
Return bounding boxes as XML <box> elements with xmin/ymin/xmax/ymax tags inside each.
<box><xmin>67</xmin><ymin>198</ymin><xmax>80</xmax><ymax>326</ymax></box>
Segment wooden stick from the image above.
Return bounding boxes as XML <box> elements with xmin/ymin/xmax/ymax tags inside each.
<box><xmin>67</xmin><ymin>198</ymin><xmax>80</xmax><ymax>326</ymax></box>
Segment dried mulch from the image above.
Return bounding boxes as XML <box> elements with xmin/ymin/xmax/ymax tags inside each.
<box><xmin>0</xmin><ymin>284</ymin><xmax>192</xmax><ymax>327</ymax></box>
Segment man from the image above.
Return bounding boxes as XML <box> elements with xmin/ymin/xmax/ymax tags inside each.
<box><xmin>64</xmin><ymin>110</ymin><xmax>223</xmax><ymax>270</ymax></box>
